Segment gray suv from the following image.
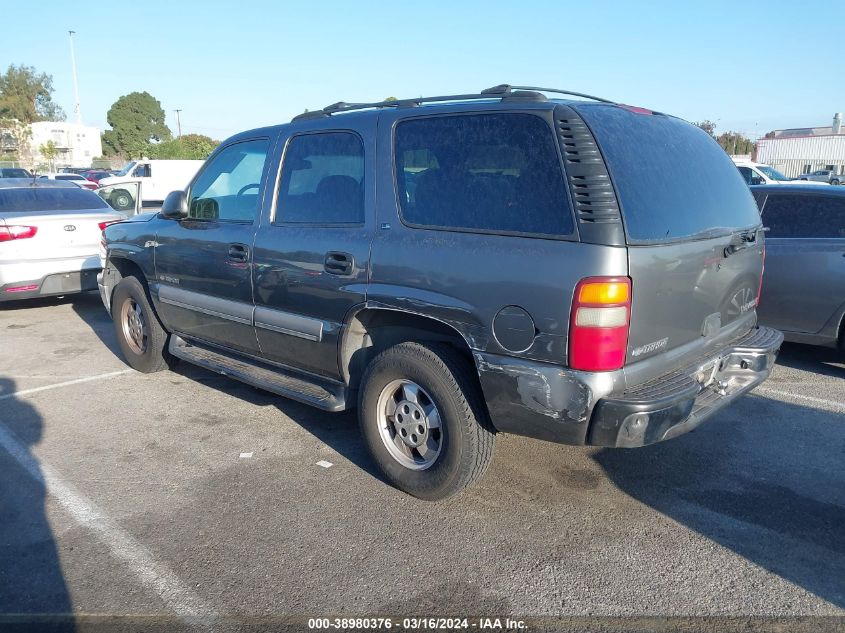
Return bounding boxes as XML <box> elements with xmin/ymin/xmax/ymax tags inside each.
<box><xmin>99</xmin><ymin>85</ymin><xmax>783</xmax><ymax>500</ymax></box>
<box><xmin>751</xmin><ymin>185</ymin><xmax>845</xmax><ymax>351</ymax></box>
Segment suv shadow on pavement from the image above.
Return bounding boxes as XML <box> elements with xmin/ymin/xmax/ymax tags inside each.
<box><xmin>0</xmin><ymin>377</ymin><xmax>75</xmax><ymax>632</ymax></box>
<box><xmin>775</xmin><ymin>343</ymin><xmax>845</xmax><ymax>379</ymax></box>
<box><xmin>167</xmin><ymin>361</ymin><xmax>387</xmax><ymax>485</ymax></box>
<box><xmin>69</xmin><ymin>291</ymin><xmax>125</xmax><ymax>360</ymax></box>
<box><xmin>593</xmin><ymin>394</ymin><xmax>845</xmax><ymax>609</ymax></box>
<box><xmin>66</xmin><ymin>290</ymin><xmax>407</xmax><ymax>486</ymax></box>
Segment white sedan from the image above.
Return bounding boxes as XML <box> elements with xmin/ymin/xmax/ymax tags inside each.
<box><xmin>0</xmin><ymin>179</ymin><xmax>125</xmax><ymax>301</ymax></box>
<box><xmin>37</xmin><ymin>172</ymin><xmax>98</xmax><ymax>190</ymax></box>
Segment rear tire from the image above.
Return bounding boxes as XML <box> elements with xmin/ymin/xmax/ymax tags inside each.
<box><xmin>111</xmin><ymin>276</ymin><xmax>170</xmax><ymax>373</ymax></box>
<box><xmin>358</xmin><ymin>342</ymin><xmax>495</xmax><ymax>500</ymax></box>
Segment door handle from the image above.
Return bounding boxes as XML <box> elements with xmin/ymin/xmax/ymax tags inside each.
<box><xmin>228</xmin><ymin>243</ymin><xmax>249</xmax><ymax>262</ymax></box>
<box><xmin>324</xmin><ymin>251</ymin><xmax>354</xmax><ymax>276</ymax></box>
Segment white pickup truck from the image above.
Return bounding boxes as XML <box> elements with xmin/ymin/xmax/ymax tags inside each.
<box><xmin>97</xmin><ymin>159</ymin><xmax>204</xmax><ymax>211</ymax></box>
<box><xmin>733</xmin><ymin>160</ymin><xmax>829</xmax><ymax>186</ymax></box>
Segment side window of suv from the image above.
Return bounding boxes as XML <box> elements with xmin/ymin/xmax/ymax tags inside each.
<box><xmin>134</xmin><ymin>164</ymin><xmax>151</xmax><ymax>178</ymax></box>
<box><xmin>763</xmin><ymin>194</ymin><xmax>845</xmax><ymax>238</ymax></box>
<box><xmin>394</xmin><ymin>113</ymin><xmax>574</xmax><ymax>237</ymax></box>
<box><xmin>275</xmin><ymin>132</ymin><xmax>364</xmax><ymax>225</ymax></box>
<box><xmin>188</xmin><ymin>138</ymin><xmax>269</xmax><ymax>222</ymax></box>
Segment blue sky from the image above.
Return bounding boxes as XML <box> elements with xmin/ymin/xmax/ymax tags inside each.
<box><xmin>3</xmin><ymin>0</ymin><xmax>843</xmax><ymax>141</ymax></box>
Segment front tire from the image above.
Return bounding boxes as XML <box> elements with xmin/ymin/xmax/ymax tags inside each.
<box><xmin>358</xmin><ymin>342</ymin><xmax>495</xmax><ymax>500</ymax></box>
<box><xmin>111</xmin><ymin>276</ymin><xmax>170</xmax><ymax>373</ymax></box>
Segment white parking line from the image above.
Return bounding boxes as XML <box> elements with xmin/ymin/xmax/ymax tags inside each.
<box><xmin>0</xmin><ymin>370</ymin><xmax>132</xmax><ymax>401</ymax></box>
<box><xmin>0</xmin><ymin>367</ymin><xmax>216</xmax><ymax>622</ymax></box>
<box><xmin>756</xmin><ymin>387</ymin><xmax>845</xmax><ymax>412</ymax></box>
<box><xmin>0</xmin><ymin>424</ymin><xmax>216</xmax><ymax>622</ymax></box>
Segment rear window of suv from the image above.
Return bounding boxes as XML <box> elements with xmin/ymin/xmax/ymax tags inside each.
<box><xmin>394</xmin><ymin>113</ymin><xmax>574</xmax><ymax>237</ymax></box>
<box><xmin>577</xmin><ymin>104</ymin><xmax>761</xmax><ymax>243</ymax></box>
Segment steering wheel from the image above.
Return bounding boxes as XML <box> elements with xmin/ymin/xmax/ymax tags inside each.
<box><xmin>237</xmin><ymin>183</ymin><xmax>260</xmax><ymax>196</ymax></box>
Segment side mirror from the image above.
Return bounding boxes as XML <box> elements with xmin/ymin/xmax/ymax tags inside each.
<box><xmin>161</xmin><ymin>190</ymin><xmax>188</xmax><ymax>219</ymax></box>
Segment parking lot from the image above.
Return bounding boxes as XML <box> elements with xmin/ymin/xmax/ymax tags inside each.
<box><xmin>1</xmin><ymin>292</ymin><xmax>844</xmax><ymax>630</ymax></box>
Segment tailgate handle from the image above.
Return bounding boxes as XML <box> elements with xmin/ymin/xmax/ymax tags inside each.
<box><xmin>724</xmin><ymin>230</ymin><xmax>758</xmax><ymax>257</ymax></box>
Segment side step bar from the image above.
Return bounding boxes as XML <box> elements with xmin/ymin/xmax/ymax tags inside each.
<box><xmin>168</xmin><ymin>335</ymin><xmax>348</xmax><ymax>412</ymax></box>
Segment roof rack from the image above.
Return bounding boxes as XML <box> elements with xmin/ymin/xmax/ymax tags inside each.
<box><xmin>291</xmin><ymin>84</ymin><xmax>616</xmax><ymax>122</ymax></box>
<box><xmin>480</xmin><ymin>84</ymin><xmax>617</xmax><ymax>104</ymax></box>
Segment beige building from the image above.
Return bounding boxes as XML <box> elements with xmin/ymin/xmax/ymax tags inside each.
<box><xmin>755</xmin><ymin>113</ymin><xmax>845</xmax><ymax>178</ymax></box>
<box><xmin>0</xmin><ymin>120</ymin><xmax>102</xmax><ymax>170</ymax></box>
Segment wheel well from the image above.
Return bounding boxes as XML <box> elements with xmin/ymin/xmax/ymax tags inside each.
<box><xmin>106</xmin><ymin>257</ymin><xmax>147</xmax><ymax>311</ymax></box>
<box><xmin>341</xmin><ymin>309</ymin><xmax>476</xmax><ymax>391</ymax></box>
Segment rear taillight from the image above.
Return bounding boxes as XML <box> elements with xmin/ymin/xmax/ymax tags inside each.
<box><xmin>98</xmin><ymin>221</ymin><xmax>119</xmax><ymax>231</ymax></box>
<box><xmin>569</xmin><ymin>277</ymin><xmax>632</xmax><ymax>371</ymax></box>
<box><xmin>756</xmin><ymin>246</ymin><xmax>766</xmax><ymax>305</ymax></box>
<box><xmin>0</xmin><ymin>225</ymin><xmax>38</xmax><ymax>242</ymax></box>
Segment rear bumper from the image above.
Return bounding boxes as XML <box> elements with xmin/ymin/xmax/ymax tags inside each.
<box><xmin>476</xmin><ymin>326</ymin><xmax>783</xmax><ymax>448</ymax></box>
<box><xmin>0</xmin><ymin>268</ymin><xmax>100</xmax><ymax>301</ymax></box>
<box><xmin>588</xmin><ymin>326</ymin><xmax>783</xmax><ymax>447</ymax></box>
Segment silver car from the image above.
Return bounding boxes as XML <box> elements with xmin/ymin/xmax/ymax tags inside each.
<box><xmin>0</xmin><ymin>179</ymin><xmax>125</xmax><ymax>302</ymax></box>
<box><xmin>752</xmin><ymin>184</ymin><xmax>845</xmax><ymax>351</ymax></box>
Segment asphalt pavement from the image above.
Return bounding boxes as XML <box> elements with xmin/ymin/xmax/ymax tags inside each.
<box><xmin>0</xmin><ymin>292</ymin><xmax>843</xmax><ymax>632</ymax></box>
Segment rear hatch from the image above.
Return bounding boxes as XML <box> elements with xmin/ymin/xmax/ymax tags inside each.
<box><xmin>575</xmin><ymin>104</ymin><xmax>764</xmax><ymax>375</ymax></box>
<box><xmin>0</xmin><ymin>186</ymin><xmax>125</xmax><ymax>262</ymax></box>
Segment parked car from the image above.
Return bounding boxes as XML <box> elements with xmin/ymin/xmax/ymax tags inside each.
<box><xmin>734</xmin><ymin>160</ymin><xmax>828</xmax><ymax>186</ymax></box>
<box><xmin>798</xmin><ymin>169</ymin><xmax>843</xmax><ymax>185</ymax></box>
<box><xmin>97</xmin><ymin>159</ymin><xmax>204</xmax><ymax>211</ymax></box>
<box><xmin>0</xmin><ymin>179</ymin><xmax>125</xmax><ymax>302</ymax></box>
<box><xmin>81</xmin><ymin>170</ymin><xmax>113</xmax><ymax>183</ymax></box>
<box><xmin>751</xmin><ymin>184</ymin><xmax>845</xmax><ymax>352</ymax></box>
<box><xmin>0</xmin><ymin>168</ymin><xmax>33</xmax><ymax>178</ymax></box>
<box><xmin>99</xmin><ymin>85</ymin><xmax>782</xmax><ymax>500</ymax></box>
<box><xmin>37</xmin><ymin>172</ymin><xmax>98</xmax><ymax>190</ymax></box>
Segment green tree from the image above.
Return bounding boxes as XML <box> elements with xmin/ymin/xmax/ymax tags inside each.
<box><xmin>39</xmin><ymin>140</ymin><xmax>59</xmax><ymax>171</ymax></box>
<box><xmin>149</xmin><ymin>133</ymin><xmax>218</xmax><ymax>160</ymax></box>
<box><xmin>0</xmin><ymin>118</ymin><xmax>33</xmax><ymax>166</ymax></box>
<box><xmin>0</xmin><ymin>64</ymin><xmax>65</xmax><ymax>123</ymax></box>
<box><xmin>101</xmin><ymin>91</ymin><xmax>171</xmax><ymax>158</ymax></box>
<box><xmin>694</xmin><ymin>120</ymin><xmax>717</xmax><ymax>137</ymax></box>
<box><xmin>384</xmin><ymin>96</ymin><xmax>398</xmax><ymax>102</ymax></box>
<box><xmin>716</xmin><ymin>131</ymin><xmax>755</xmax><ymax>155</ymax></box>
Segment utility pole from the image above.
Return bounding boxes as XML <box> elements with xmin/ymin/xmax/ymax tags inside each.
<box><xmin>68</xmin><ymin>31</ymin><xmax>81</xmax><ymax>125</ymax></box>
<box><xmin>174</xmin><ymin>109</ymin><xmax>183</xmax><ymax>138</ymax></box>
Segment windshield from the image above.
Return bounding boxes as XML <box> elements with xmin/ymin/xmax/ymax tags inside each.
<box><xmin>757</xmin><ymin>165</ymin><xmax>790</xmax><ymax>181</ymax></box>
<box><xmin>0</xmin><ymin>187</ymin><xmax>110</xmax><ymax>213</ymax></box>
<box><xmin>114</xmin><ymin>161</ymin><xmax>137</xmax><ymax>177</ymax></box>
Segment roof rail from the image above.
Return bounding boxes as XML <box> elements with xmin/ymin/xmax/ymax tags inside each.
<box><xmin>291</xmin><ymin>84</ymin><xmax>616</xmax><ymax>122</ymax></box>
<box><xmin>481</xmin><ymin>84</ymin><xmax>617</xmax><ymax>104</ymax></box>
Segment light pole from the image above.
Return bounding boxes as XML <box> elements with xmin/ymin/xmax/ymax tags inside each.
<box><xmin>174</xmin><ymin>109</ymin><xmax>183</xmax><ymax>138</ymax></box>
<box><xmin>68</xmin><ymin>31</ymin><xmax>82</xmax><ymax>125</ymax></box>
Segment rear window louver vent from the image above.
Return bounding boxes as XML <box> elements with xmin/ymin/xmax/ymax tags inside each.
<box><xmin>556</xmin><ymin>114</ymin><xmax>622</xmax><ymax>228</ymax></box>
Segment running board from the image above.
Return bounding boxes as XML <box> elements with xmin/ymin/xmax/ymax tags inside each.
<box><xmin>168</xmin><ymin>335</ymin><xmax>348</xmax><ymax>412</ymax></box>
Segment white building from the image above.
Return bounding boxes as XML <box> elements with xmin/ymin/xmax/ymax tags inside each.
<box><xmin>29</xmin><ymin>121</ymin><xmax>103</xmax><ymax>169</ymax></box>
<box><xmin>755</xmin><ymin>113</ymin><xmax>845</xmax><ymax>178</ymax></box>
